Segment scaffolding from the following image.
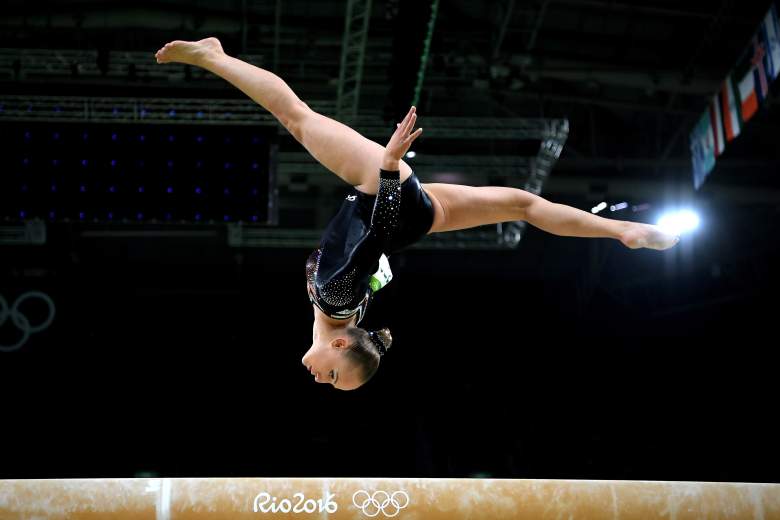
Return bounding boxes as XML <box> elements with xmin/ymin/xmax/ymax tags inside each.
<box><xmin>0</xmin><ymin>95</ymin><xmax>569</xmax><ymax>249</ymax></box>
<box><xmin>336</xmin><ymin>0</ymin><xmax>373</xmax><ymax>121</ymax></box>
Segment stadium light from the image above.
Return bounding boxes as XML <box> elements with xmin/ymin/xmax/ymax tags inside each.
<box><xmin>657</xmin><ymin>210</ymin><xmax>700</xmax><ymax>235</ymax></box>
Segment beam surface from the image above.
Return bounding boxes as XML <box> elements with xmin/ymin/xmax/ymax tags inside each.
<box><xmin>1</xmin><ymin>478</ymin><xmax>779</xmax><ymax>519</ymax></box>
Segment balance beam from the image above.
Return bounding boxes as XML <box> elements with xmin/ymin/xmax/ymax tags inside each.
<box><xmin>1</xmin><ymin>478</ymin><xmax>779</xmax><ymax>519</ymax></box>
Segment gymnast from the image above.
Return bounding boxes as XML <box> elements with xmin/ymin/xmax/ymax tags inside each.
<box><xmin>155</xmin><ymin>37</ymin><xmax>679</xmax><ymax>391</ymax></box>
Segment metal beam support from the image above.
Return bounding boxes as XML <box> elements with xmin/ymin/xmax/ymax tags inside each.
<box><xmin>0</xmin><ymin>95</ymin><xmax>566</xmax><ymax>139</ymax></box>
<box><xmin>488</xmin><ymin>88</ymin><xmax>697</xmax><ymax>115</ymax></box>
<box><xmin>493</xmin><ymin>0</ymin><xmax>516</xmax><ymax>59</ymax></box>
<box><xmin>552</xmin><ymin>0</ymin><xmax>749</xmax><ymax>22</ymax></box>
<box><xmin>336</xmin><ymin>0</ymin><xmax>373</xmax><ymax>121</ymax></box>
<box><xmin>240</xmin><ymin>0</ymin><xmax>248</xmax><ymax>54</ymax></box>
<box><xmin>525</xmin><ymin>0</ymin><xmax>549</xmax><ymax>54</ymax></box>
<box><xmin>273</xmin><ymin>0</ymin><xmax>281</xmax><ymax>71</ymax></box>
<box><xmin>0</xmin><ymin>221</ymin><xmax>47</xmax><ymax>246</ymax></box>
<box><xmin>500</xmin><ymin>54</ymin><xmax>721</xmax><ymax>95</ymax></box>
<box><xmin>228</xmin><ymin>224</ymin><xmax>511</xmax><ymax>250</ymax></box>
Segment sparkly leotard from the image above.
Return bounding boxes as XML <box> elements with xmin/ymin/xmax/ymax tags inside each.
<box><xmin>306</xmin><ymin>169</ymin><xmax>434</xmax><ymax>324</ymax></box>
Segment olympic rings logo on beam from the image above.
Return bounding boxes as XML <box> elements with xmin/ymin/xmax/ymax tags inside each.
<box><xmin>352</xmin><ymin>490</ymin><xmax>410</xmax><ymax>517</ymax></box>
<box><xmin>0</xmin><ymin>291</ymin><xmax>56</xmax><ymax>352</ymax></box>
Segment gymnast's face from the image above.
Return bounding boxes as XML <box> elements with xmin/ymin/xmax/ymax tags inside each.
<box><xmin>301</xmin><ymin>338</ymin><xmax>361</xmax><ymax>391</ymax></box>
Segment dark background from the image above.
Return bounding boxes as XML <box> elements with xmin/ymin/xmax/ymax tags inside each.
<box><xmin>1</xmin><ymin>0</ymin><xmax>779</xmax><ymax>482</ymax></box>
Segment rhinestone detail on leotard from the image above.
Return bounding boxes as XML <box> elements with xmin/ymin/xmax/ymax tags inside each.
<box><xmin>306</xmin><ymin>169</ymin><xmax>402</xmax><ymax>323</ymax></box>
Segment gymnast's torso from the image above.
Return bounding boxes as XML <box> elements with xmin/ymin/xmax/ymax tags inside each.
<box><xmin>306</xmin><ymin>170</ymin><xmax>435</xmax><ymax>324</ymax></box>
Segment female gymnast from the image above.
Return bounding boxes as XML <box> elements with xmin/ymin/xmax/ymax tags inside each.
<box><xmin>155</xmin><ymin>38</ymin><xmax>679</xmax><ymax>391</ymax></box>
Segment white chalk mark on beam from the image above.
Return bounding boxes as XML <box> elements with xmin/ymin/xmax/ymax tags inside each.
<box><xmin>610</xmin><ymin>482</ymin><xmax>618</xmax><ymax>519</ymax></box>
<box><xmin>157</xmin><ymin>478</ymin><xmax>171</xmax><ymax>520</ymax></box>
<box><xmin>751</xmin><ymin>483</ymin><xmax>766</xmax><ymax>520</ymax></box>
<box><xmin>321</xmin><ymin>478</ymin><xmax>330</xmax><ymax>520</ymax></box>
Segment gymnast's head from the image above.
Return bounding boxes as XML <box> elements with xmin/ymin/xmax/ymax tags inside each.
<box><xmin>301</xmin><ymin>327</ymin><xmax>392</xmax><ymax>391</ymax></box>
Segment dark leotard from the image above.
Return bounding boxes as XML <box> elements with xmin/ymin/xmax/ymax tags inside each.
<box><xmin>306</xmin><ymin>169</ymin><xmax>434</xmax><ymax>324</ymax></box>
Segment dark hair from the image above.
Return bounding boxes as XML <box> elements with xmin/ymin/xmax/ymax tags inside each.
<box><xmin>345</xmin><ymin>327</ymin><xmax>393</xmax><ymax>383</ymax></box>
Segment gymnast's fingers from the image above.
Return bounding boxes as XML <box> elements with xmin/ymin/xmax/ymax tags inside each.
<box><xmin>407</xmin><ymin>127</ymin><xmax>423</xmax><ymax>144</ymax></box>
<box><xmin>402</xmin><ymin>109</ymin><xmax>417</xmax><ymax>135</ymax></box>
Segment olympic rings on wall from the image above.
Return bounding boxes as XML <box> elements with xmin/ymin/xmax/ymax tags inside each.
<box><xmin>0</xmin><ymin>291</ymin><xmax>56</xmax><ymax>352</ymax></box>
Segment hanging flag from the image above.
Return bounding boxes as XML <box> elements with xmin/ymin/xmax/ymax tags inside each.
<box><xmin>690</xmin><ymin>110</ymin><xmax>716</xmax><ymax>189</ymax></box>
<box><xmin>737</xmin><ymin>72</ymin><xmax>758</xmax><ymax>122</ymax></box>
<box><xmin>720</xmin><ymin>77</ymin><xmax>742</xmax><ymax>141</ymax></box>
<box><xmin>709</xmin><ymin>94</ymin><xmax>725</xmax><ymax>157</ymax></box>
<box><xmin>692</xmin><ymin>2</ymin><xmax>780</xmax><ymax>190</ymax></box>
<box><xmin>751</xmin><ymin>35</ymin><xmax>770</xmax><ymax>104</ymax></box>
<box><xmin>762</xmin><ymin>3</ymin><xmax>780</xmax><ymax>80</ymax></box>
<box><xmin>733</xmin><ymin>43</ymin><xmax>760</xmax><ymax>123</ymax></box>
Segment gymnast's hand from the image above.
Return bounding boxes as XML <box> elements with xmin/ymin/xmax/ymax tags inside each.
<box><xmin>383</xmin><ymin>106</ymin><xmax>423</xmax><ymax>167</ymax></box>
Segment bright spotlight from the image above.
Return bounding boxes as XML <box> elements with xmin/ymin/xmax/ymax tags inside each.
<box><xmin>657</xmin><ymin>210</ymin><xmax>700</xmax><ymax>235</ymax></box>
<box><xmin>405</xmin><ymin>151</ymin><xmax>416</xmax><ymax>159</ymax></box>
<box><xmin>591</xmin><ymin>202</ymin><xmax>607</xmax><ymax>214</ymax></box>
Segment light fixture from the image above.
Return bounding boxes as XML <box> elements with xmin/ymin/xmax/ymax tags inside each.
<box><xmin>657</xmin><ymin>210</ymin><xmax>700</xmax><ymax>235</ymax></box>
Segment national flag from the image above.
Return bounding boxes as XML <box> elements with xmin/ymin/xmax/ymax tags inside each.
<box><xmin>709</xmin><ymin>94</ymin><xmax>725</xmax><ymax>156</ymax></box>
<box><xmin>720</xmin><ymin>77</ymin><xmax>741</xmax><ymax>141</ymax></box>
<box><xmin>690</xmin><ymin>110</ymin><xmax>716</xmax><ymax>190</ymax></box>
<box><xmin>751</xmin><ymin>35</ymin><xmax>770</xmax><ymax>103</ymax></box>
<box><xmin>762</xmin><ymin>3</ymin><xmax>780</xmax><ymax>80</ymax></box>
<box><xmin>733</xmin><ymin>42</ymin><xmax>760</xmax><ymax>123</ymax></box>
<box><xmin>737</xmin><ymin>70</ymin><xmax>758</xmax><ymax>122</ymax></box>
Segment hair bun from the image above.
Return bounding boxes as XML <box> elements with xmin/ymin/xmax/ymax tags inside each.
<box><xmin>368</xmin><ymin>328</ymin><xmax>393</xmax><ymax>356</ymax></box>
<box><xmin>375</xmin><ymin>328</ymin><xmax>392</xmax><ymax>351</ymax></box>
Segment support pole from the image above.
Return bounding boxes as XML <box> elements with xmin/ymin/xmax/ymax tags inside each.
<box><xmin>411</xmin><ymin>0</ymin><xmax>439</xmax><ymax>108</ymax></box>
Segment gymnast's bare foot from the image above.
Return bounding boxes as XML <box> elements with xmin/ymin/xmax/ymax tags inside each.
<box><xmin>154</xmin><ymin>37</ymin><xmax>224</xmax><ymax>67</ymax></box>
<box><xmin>619</xmin><ymin>223</ymin><xmax>680</xmax><ymax>251</ymax></box>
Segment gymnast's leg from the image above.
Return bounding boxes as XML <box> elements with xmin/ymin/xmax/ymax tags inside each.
<box><xmin>154</xmin><ymin>37</ymin><xmax>412</xmax><ymax>193</ymax></box>
<box><xmin>422</xmin><ymin>183</ymin><xmax>679</xmax><ymax>250</ymax></box>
